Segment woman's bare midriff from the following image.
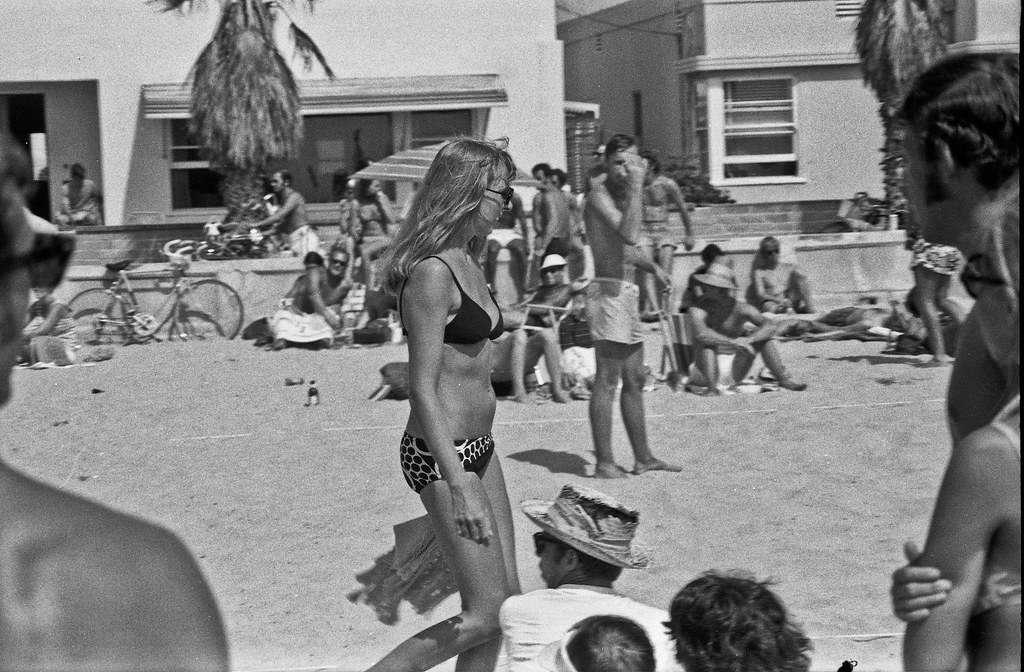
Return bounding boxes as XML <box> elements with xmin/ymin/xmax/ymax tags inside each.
<box><xmin>405</xmin><ymin>340</ymin><xmax>497</xmax><ymax>442</ymax></box>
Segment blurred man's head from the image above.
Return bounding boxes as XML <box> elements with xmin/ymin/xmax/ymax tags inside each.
<box><xmin>270</xmin><ymin>170</ymin><xmax>292</xmax><ymax>194</ymax></box>
<box><xmin>604</xmin><ymin>134</ymin><xmax>639</xmax><ymax>189</ymax></box>
<box><xmin>327</xmin><ymin>245</ymin><xmax>350</xmax><ymax>278</ymax></box>
<box><xmin>532</xmin><ymin>163</ymin><xmax>552</xmax><ymax>190</ymax></box>
<box><xmin>640</xmin><ymin>149</ymin><xmax>661</xmax><ymax>183</ymax></box>
<box><xmin>667</xmin><ymin>570</ymin><xmax>812</xmax><ymax>672</ymax></box>
<box><xmin>900</xmin><ymin>52</ymin><xmax>1018</xmax><ymax>249</ymax></box>
<box><xmin>557</xmin><ymin>615</ymin><xmax>655</xmax><ymax>672</ymax></box>
<box><xmin>757</xmin><ymin>236</ymin><xmax>782</xmax><ymax>268</ymax></box>
<box><xmin>540</xmin><ymin>254</ymin><xmax>568</xmax><ymax>287</ymax></box>
<box><xmin>700</xmin><ymin>243</ymin><xmax>725</xmax><ymax>267</ymax></box>
<box><xmin>549</xmin><ymin>168</ymin><xmax>568</xmax><ymax>190</ymax></box>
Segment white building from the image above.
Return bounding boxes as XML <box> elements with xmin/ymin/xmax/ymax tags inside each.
<box><xmin>1</xmin><ymin>0</ymin><xmax>566</xmax><ymax>231</ymax></box>
<box><xmin>560</xmin><ymin>0</ymin><xmax>1020</xmax><ymax>204</ymax></box>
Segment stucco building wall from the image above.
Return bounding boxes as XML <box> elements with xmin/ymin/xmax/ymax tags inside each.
<box><xmin>560</xmin><ymin>0</ymin><xmax>1020</xmax><ymax>206</ymax></box>
<box><xmin>1</xmin><ymin>0</ymin><xmax>565</xmax><ymax>226</ymax></box>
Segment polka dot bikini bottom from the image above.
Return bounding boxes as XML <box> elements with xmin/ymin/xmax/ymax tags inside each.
<box><xmin>399</xmin><ymin>432</ymin><xmax>495</xmax><ymax>494</ymax></box>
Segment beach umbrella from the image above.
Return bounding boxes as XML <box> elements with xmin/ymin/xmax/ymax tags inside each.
<box><xmin>351</xmin><ymin>143</ymin><xmax>540</xmax><ymax>187</ymax></box>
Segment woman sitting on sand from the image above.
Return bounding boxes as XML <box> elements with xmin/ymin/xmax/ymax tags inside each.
<box><xmin>267</xmin><ymin>250</ymin><xmax>351</xmax><ymax>351</ymax></box>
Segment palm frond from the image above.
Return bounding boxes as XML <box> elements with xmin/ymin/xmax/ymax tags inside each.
<box><xmin>856</xmin><ymin>0</ymin><xmax>946</xmax><ymax>103</ymax></box>
<box><xmin>155</xmin><ymin>0</ymin><xmax>333</xmax><ymax>170</ymax></box>
<box><xmin>188</xmin><ymin>0</ymin><xmax>303</xmax><ymax>170</ymax></box>
<box><xmin>289</xmin><ymin>23</ymin><xmax>335</xmax><ymax>78</ymax></box>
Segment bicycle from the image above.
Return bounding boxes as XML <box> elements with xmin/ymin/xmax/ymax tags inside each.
<box><xmin>196</xmin><ymin>220</ymin><xmax>273</xmax><ymax>260</ymax></box>
<box><xmin>68</xmin><ymin>240</ymin><xmax>245</xmax><ymax>344</ymax></box>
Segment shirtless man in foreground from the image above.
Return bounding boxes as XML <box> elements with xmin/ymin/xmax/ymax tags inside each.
<box><xmin>583</xmin><ymin>133</ymin><xmax>682</xmax><ymax>478</ymax></box>
<box><xmin>0</xmin><ymin>135</ymin><xmax>229</xmax><ymax>671</ymax></box>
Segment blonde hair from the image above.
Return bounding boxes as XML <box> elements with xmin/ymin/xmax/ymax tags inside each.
<box><xmin>383</xmin><ymin>137</ymin><xmax>516</xmax><ymax>295</ymax></box>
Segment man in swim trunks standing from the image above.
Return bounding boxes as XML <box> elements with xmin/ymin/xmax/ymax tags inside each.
<box><xmin>583</xmin><ymin>133</ymin><xmax>682</xmax><ymax>478</ymax></box>
<box><xmin>638</xmin><ymin>151</ymin><xmax>694</xmax><ymax>318</ymax></box>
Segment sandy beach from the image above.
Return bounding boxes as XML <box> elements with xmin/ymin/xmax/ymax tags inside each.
<box><xmin>3</xmin><ymin>332</ymin><xmax>952</xmax><ymax>671</ymax></box>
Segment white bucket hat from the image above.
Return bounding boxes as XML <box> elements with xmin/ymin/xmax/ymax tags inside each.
<box><xmin>693</xmin><ymin>261</ymin><xmax>737</xmax><ymax>289</ymax></box>
<box><xmin>521</xmin><ymin>484</ymin><xmax>651</xmax><ymax>569</ymax></box>
<box><xmin>541</xmin><ymin>254</ymin><xmax>568</xmax><ymax>271</ymax></box>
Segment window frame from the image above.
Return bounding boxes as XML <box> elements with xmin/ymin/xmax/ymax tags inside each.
<box><xmin>166</xmin><ymin>108</ymin><xmax>479</xmax><ymax>212</ymax></box>
<box><xmin>706</xmin><ymin>76</ymin><xmax>805</xmax><ymax>187</ymax></box>
<box><xmin>168</xmin><ymin>119</ymin><xmax>224</xmax><ymax>210</ymax></box>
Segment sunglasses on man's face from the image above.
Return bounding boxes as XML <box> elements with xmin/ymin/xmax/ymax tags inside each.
<box><xmin>960</xmin><ymin>254</ymin><xmax>1006</xmax><ymax>299</ymax></box>
<box><xmin>1</xmin><ymin>231</ymin><xmax>76</xmax><ymax>290</ymax></box>
<box><xmin>533</xmin><ymin>531</ymin><xmax>562</xmax><ymax>556</ymax></box>
<box><xmin>485</xmin><ymin>186</ymin><xmax>515</xmax><ymax>211</ymax></box>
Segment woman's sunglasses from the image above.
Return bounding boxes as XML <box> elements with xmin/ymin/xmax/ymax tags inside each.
<box><xmin>2</xmin><ymin>231</ymin><xmax>76</xmax><ymax>290</ymax></box>
<box><xmin>485</xmin><ymin>186</ymin><xmax>515</xmax><ymax>210</ymax></box>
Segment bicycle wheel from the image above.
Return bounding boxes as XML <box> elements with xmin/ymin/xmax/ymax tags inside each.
<box><xmin>68</xmin><ymin>287</ymin><xmax>131</xmax><ymax>345</ymax></box>
<box><xmin>177</xmin><ymin>279</ymin><xmax>244</xmax><ymax>340</ymax></box>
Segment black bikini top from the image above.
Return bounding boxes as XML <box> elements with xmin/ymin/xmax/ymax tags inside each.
<box><xmin>400</xmin><ymin>255</ymin><xmax>504</xmax><ymax>344</ymax></box>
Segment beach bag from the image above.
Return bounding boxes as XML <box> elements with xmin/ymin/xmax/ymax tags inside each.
<box><xmin>369</xmin><ymin>362</ymin><xmax>410</xmax><ymax>401</ymax></box>
<box><xmin>28</xmin><ymin>336</ymin><xmax>74</xmax><ymax>366</ymax></box>
<box><xmin>353</xmin><ymin>318</ymin><xmax>389</xmax><ymax>345</ymax></box>
<box><xmin>242</xmin><ymin>317</ymin><xmax>273</xmax><ymax>346</ymax></box>
<box><xmin>560</xmin><ymin>346</ymin><xmax>596</xmax><ymax>388</ymax></box>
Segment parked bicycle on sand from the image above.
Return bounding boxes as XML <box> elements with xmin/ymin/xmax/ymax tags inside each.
<box><xmin>68</xmin><ymin>240</ymin><xmax>244</xmax><ymax>344</ymax></box>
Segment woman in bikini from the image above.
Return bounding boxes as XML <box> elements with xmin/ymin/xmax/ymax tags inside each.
<box><xmin>366</xmin><ymin>138</ymin><xmax>520</xmax><ymax>671</ymax></box>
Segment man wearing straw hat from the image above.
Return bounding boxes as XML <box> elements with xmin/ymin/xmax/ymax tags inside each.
<box><xmin>689</xmin><ymin>261</ymin><xmax>807</xmax><ymax>392</ymax></box>
<box><xmin>497</xmin><ymin>485</ymin><xmax>682</xmax><ymax>671</ymax></box>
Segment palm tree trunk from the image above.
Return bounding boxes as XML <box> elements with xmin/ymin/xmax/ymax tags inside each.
<box><xmin>219</xmin><ymin>167</ymin><xmax>265</xmax><ymax>225</ymax></box>
<box><xmin>878</xmin><ymin>99</ymin><xmax>915</xmax><ymax>237</ymax></box>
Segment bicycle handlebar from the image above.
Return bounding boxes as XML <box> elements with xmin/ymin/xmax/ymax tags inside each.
<box><xmin>162</xmin><ymin>239</ymin><xmax>197</xmax><ymax>270</ymax></box>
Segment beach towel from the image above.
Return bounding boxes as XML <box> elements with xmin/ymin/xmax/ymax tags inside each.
<box><xmin>268</xmin><ymin>309</ymin><xmax>334</xmax><ymax>345</ymax></box>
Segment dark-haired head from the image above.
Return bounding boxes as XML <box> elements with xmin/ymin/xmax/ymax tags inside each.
<box><xmin>532</xmin><ymin>163</ymin><xmax>552</xmax><ymax>180</ymax></box>
<box><xmin>667</xmin><ymin>570</ymin><xmax>811</xmax><ymax>672</ymax></box>
<box><xmin>303</xmin><ymin>251</ymin><xmax>325</xmax><ymax>268</ymax></box>
<box><xmin>70</xmin><ymin>163</ymin><xmax>86</xmax><ymax>179</ymax></box>
<box><xmin>758</xmin><ymin>236</ymin><xmax>780</xmax><ymax>254</ymax></box>
<box><xmin>565</xmin><ymin>615</ymin><xmax>655</xmax><ymax>672</ymax></box>
<box><xmin>900</xmin><ymin>52</ymin><xmax>1019</xmax><ymax>191</ymax></box>
<box><xmin>700</xmin><ymin>244</ymin><xmax>724</xmax><ymax>266</ymax></box>
<box><xmin>604</xmin><ymin>134</ymin><xmax>637</xmax><ymax>164</ymax></box>
<box><xmin>640</xmin><ymin>150</ymin><xmax>661</xmax><ymax>174</ymax></box>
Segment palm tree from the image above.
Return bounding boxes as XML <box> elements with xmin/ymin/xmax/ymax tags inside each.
<box><xmin>855</xmin><ymin>0</ymin><xmax>947</xmax><ymax>232</ymax></box>
<box><xmin>154</xmin><ymin>0</ymin><xmax>334</xmax><ymax>224</ymax></box>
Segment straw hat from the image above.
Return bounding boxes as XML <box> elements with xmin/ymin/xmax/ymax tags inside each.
<box><xmin>693</xmin><ymin>261</ymin><xmax>737</xmax><ymax>289</ymax></box>
<box><xmin>521</xmin><ymin>485</ymin><xmax>651</xmax><ymax>569</ymax></box>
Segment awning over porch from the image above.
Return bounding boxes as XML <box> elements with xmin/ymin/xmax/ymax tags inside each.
<box><xmin>141</xmin><ymin>74</ymin><xmax>509</xmax><ymax>119</ymax></box>
<box><xmin>352</xmin><ymin>143</ymin><xmax>541</xmax><ymax>187</ymax></box>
